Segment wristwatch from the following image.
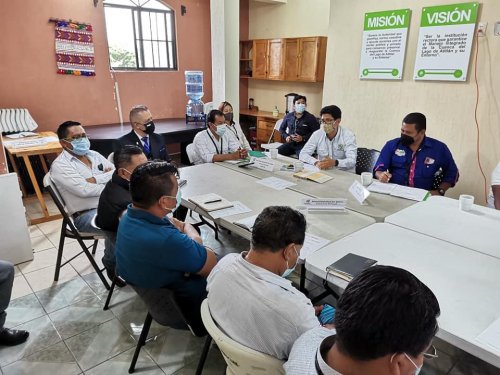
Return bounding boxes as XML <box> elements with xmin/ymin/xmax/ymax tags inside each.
<box><xmin>438</xmin><ymin>188</ymin><xmax>445</xmax><ymax>196</ymax></box>
<box><xmin>334</xmin><ymin>160</ymin><xmax>339</xmax><ymax>167</ymax></box>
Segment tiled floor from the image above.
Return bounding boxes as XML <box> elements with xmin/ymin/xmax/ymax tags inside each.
<box><xmin>3</xmin><ymin>196</ymin><xmax>500</xmax><ymax>374</ymax></box>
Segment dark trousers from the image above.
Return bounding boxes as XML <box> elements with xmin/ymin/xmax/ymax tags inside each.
<box><xmin>0</xmin><ymin>260</ymin><xmax>15</xmax><ymax>329</ymax></box>
<box><xmin>278</xmin><ymin>142</ymin><xmax>304</xmax><ymax>157</ymax></box>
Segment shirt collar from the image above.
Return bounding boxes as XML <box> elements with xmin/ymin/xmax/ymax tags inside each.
<box><xmin>126</xmin><ymin>204</ymin><xmax>171</xmax><ymax>226</ymax></box>
<box><xmin>316</xmin><ymin>336</ymin><xmax>343</xmax><ymax>375</ymax></box>
<box><xmin>238</xmin><ymin>252</ymin><xmax>295</xmax><ymax>290</ymax></box>
<box><xmin>134</xmin><ymin>130</ymin><xmax>148</xmax><ymax>141</ymax></box>
<box><xmin>111</xmin><ymin>171</ymin><xmax>130</xmax><ymax>189</ymax></box>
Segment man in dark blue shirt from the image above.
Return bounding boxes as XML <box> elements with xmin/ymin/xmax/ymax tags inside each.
<box><xmin>278</xmin><ymin>95</ymin><xmax>320</xmax><ymax>157</ymax></box>
<box><xmin>115</xmin><ymin>161</ymin><xmax>217</xmax><ymax>325</ymax></box>
<box><xmin>374</xmin><ymin>112</ymin><xmax>459</xmax><ymax>195</ymax></box>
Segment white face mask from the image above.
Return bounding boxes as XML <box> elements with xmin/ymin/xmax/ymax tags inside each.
<box><xmin>281</xmin><ymin>245</ymin><xmax>299</xmax><ymax>278</ymax></box>
<box><xmin>215</xmin><ymin>124</ymin><xmax>227</xmax><ymax>137</ymax></box>
<box><xmin>295</xmin><ymin>103</ymin><xmax>306</xmax><ymax>113</ymax></box>
<box><xmin>404</xmin><ymin>353</ymin><xmax>422</xmax><ymax>375</ymax></box>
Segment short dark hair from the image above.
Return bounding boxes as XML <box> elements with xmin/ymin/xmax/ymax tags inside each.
<box><xmin>207</xmin><ymin>109</ymin><xmax>224</xmax><ymax>125</ymax></box>
<box><xmin>251</xmin><ymin>206</ymin><xmax>306</xmax><ymax>252</ymax></box>
<box><xmin>403</xmin><ymin>112</ymin><xmax>426</xmax><ymax>132</ymax></box>
<box><xmin>129</xmin><ymin>104</ymin><xmax>149</xmax><ymax>124</ymax></box>
<box><xmin>57</xmin><ymin>121</ymin><xmax>81</xmax><ymax>140</ymax></box>
<box><xmin>294</xmin><ymin>95</ymin><xmax>307</xmax><ymax>104</ymax></box>
<box><xmin>334</xmin><ymin>265</ymin><xmax>440</xmax><ymax>360</ymax></box>
<box><xmin>113</xmin><ymin>145</ymin><xmax>144</xmax><ymax>169</ymax></box>
<box><xmin>130</xmin><ymin>161</ymin><xmax>179</xmax><ymax>209</ymax></box>
<box><xmin>320</xmin><ymin>105</ymin><xmax>342</xmax><ymax>120</ymax></box>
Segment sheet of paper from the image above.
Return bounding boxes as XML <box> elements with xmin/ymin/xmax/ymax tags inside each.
<box><xmin>209</xmin><ymin>201</ymin><xmax>252</xmax><ymax>219</ymax></box>
<box><xmin>256</xmin><ymin>176</ymin><xmax>296</xmax><ymax>191</ymax></box>
<box><xmin>303</xmin><ymin>163</ymin><xmax>320</xmax><ymax>172</ymax></box>
<box><xmin>233</xmin><ymin>214</ymin><xmax>259</xmax><ymax>231</ymax></box>
<box><xmin>349</xmin><ymin>180</ymin><xmax>370</xmax><ymax>204</ymax></box>
<box><xmin>367</xmin><ymin>181</ymin><xmax>397</xmax><ymax>194</ymax></box>
<box><xmin>252</xmin><ymin>158</ymin><xmax>275</xmax><ymax>172</ymax></box>
<box><xmin>390</xmin><ymin>185</ymin><xmax>430</xmax><ymax>202</ymax></box>
<box><xmin>476</xmin><ymin>317</ymin><xmax>500</xmax><ymax>352</ymax></box>
<box><xmin>299</xmin><ymin>233</ymin><xmax>331</xmax><ymax>260</ymax></box>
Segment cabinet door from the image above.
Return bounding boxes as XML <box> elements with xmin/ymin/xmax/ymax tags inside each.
<box><xmin>252</xmin><ymin>40</ymin><xmax>268</xmax><ymax>79</ymax></box>
<box><xmin>297</xmin><ymin>37</ymin><xmax>320</xmax><ymax>82</ymax></box>
<box><xmin>267</xmin><ymin>39</ymin><xmax>284</xmax><ymax>80</ymax></box>
<box><xmin>284</xmin><ymin>38</ymin><xmax>299</xmax><ymax>81</ymax></box>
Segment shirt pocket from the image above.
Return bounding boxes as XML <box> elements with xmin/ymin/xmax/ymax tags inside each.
<box><xmin>420</xmin><ymin>160</ymin><xmax>439</xmax><ymax>178</ymax></box>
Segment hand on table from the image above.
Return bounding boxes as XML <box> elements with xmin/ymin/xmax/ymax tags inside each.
<box><xmin>377</xmin><ymin>170</ymin><xmax>392</xmax><ymax>183</ymax></box>
<box><xmin>315</xmin><ymin>157</ymin><xmax>335</xmax><ymax>170</ymax></box>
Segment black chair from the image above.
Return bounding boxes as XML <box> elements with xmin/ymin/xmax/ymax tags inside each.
<box><xmin>122</xmin><ymin>282</ymin><xmax>211</xmax><ymax>374</ymax></box>
<box><xmin>355</xmin><ymin>148</ymin><xmax>380</xmax><ymax>175</ymax></box>
<box><xmin>43</xmin><ymin>173</ymin><xmax>110</xmax><ymax>290</ymax></box>
<box><xmin>433</xmin><ymin>168</ymin><xmax>444</xmax><ymax>190</ymax></box>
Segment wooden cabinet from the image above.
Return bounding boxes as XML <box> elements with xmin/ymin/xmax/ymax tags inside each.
<box><xmin>240</xmin><ymin>109</ymin><xmax>282</xmax><ymax>150</ymax></box>
<box><xmin>247</xmin><ymin>36</ymin><xmax>327</xmax><ymax>82</ymax></box>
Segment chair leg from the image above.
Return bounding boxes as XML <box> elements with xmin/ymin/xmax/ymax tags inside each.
<box><xmin>76</xmin><ymin>236</ymin><xmax>110</xmax><ymax>290</ymax></box>
<box><xmin>54</xmin><ymin>223</ymin><xmax>66</xmax><ymax>282</ymax></box>
<box><xmin>91</xmin><ymin>239</ymin><xmax>98</xmax><ymax>255</ymax></box>
<box><xmin>129</xmin><ymin>313</ymin><xmax>153</xmax><ymax>374</ymax></box>
<box><xmin>103</xmin><ymin>275</ymin><xmax>117</xmax><ymax>310</ymax></box>
<box><xmin>195</xmin><ymin>336</ymin><xmax>212</xmax><ymax>375</ymax></box>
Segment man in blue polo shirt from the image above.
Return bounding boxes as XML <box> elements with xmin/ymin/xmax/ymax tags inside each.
<box><xmin>374</xmin><ymin>112</ymin><xmax>459</xmax><ymax>195</ymax></box>
<box><xmin>115</xmin><ymin>161</ymin><xmax>217</xmax><ymax>325</ymax></box>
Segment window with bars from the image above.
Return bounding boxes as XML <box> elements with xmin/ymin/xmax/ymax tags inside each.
<box><xmin>103</xmin><ymin>0</ymin><xmax>177</xmax><ymax>70</ymax></box>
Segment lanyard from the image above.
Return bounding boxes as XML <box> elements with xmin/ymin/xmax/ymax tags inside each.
<box><xmin>207</xmin><ymin>129</ymin><xmax>223</xmax><ymax>154</ymax></box>
<box><xmin>227</xmin><ymin>124</ymin><xmax>240</xmax><ymax>141</ymax></box>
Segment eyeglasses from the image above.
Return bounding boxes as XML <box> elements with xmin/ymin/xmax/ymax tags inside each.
<box><xmin>422</xmin><ymin>345</ymin><xmax>438</xmax><ymax>360</ymax></box>
<box><xmin>320</xmin><ymin>120</ymin><xmax>336</xmax><ymax>125</ymax></box>
<box><xmin>63</xmin><ymin>134</ymin><xmax>88</xmax><ymax>142</ymax></box>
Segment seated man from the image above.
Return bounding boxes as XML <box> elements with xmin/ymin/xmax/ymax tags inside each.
<box><xmin>115</xmin><ymin>161</ymin><xmax>217</xmax><ymax>329</ymax></box>
<box><xmin>488</xmin><ymin>162</ymin><xmax>500</xmax><ymax>209</ymax></box>
<box><xmin>50</xmin><ymin>121</ymin><xmax>115</xmax><ymax>269</ymax></box>
<box><xmin>0</xmin><ymin>260</ymin><xmax>29</xmax><ymax>346</ymax></box>
<box><xmin>285</xmin><ymin>265</ymin><xmax>441</xmax><ymax>375</ymax></box>
<box><xmin>278</xmin><ymin>95</ymin><xmax>320</xmax><ymax>157</ymax></box>
<box><xmin>299</xmin><ymin>105</ymin><xmax>357</xmax><ymax>172</ymax></box>
<box><xmin>96</xmin><ymin>145</ymin><xmax>147</xmax><ymax>283</ymax></box>
<box><xmin>374</xmin><ymin>112</ymin><xmax>459</xmax><ymax>195</ymax></box>
<box><xmin>114</xmin><ymin>104</ymin><xmax>170</xmax><ymax>161</ymax></box>
<box><xmin>207</xmin><ymin>206</ymin><xmax>330</xmax><ymax>360</ymax></box>
<box><xmin>191</xmin><ymin>109</ymin><xmax>247</xmax><ymax>164</ymax></box>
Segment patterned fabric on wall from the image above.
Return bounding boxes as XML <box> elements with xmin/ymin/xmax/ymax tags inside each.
<box><xmin>54</xmin><ymin>21</ymin><xmax>95</xmax><ymax>76</ymax></box>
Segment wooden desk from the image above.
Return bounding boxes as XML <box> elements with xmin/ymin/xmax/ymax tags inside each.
<box><xmin>86</xmin><ymin>119</ymin><xmax>206</xmax><ymax>164</ymax></box>
<box><xmin>240</xmin><ymin>109</ymin><xmax>283</xmax><ymax>149</ymax></box>
<box><xmin>4</xmin><ymin>131</ymin><xmax>63</xmax><ymax>224</ymax></box>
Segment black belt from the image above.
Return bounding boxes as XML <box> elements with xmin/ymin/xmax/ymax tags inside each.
<box><xmin>72</xmin><ymin>209</ymin><xmax>93</xmax><ymax>219</ymax></box>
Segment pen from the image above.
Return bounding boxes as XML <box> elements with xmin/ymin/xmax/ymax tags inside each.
<box><xmin>204</xmin><ymin>199</ymin><xmax>222</xmax><ymax>204</ymax></box>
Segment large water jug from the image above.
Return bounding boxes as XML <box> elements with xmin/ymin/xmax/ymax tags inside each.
<box><xmin>185</xmin><ymin>71</ymin><xmax>204</xmax><ymax>101</ymax></box>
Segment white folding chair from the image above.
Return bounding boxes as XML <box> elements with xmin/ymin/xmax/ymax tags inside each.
<box><xmin>261</xmin><ymin>119</ymin><xmax>284</xmax><ymax>150</ymax></box>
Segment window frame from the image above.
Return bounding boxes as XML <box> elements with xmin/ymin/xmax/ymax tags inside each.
<box><xmin>103</xmin><ymin>1</ymin><xmax>178</xmax><ymax>71</ymax></box>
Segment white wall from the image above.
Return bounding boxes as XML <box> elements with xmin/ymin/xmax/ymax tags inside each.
<box><xmin>247</xmin><ymin>0</ymin><xmax>330</xmax><ymax>115</ymax></box>
<box><xmin>323</xmin><ymin>0</ymin><xmax>500</xmax><ymax>203</ymax></box>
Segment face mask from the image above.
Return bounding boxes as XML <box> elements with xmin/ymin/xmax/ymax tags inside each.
<box><xmin>70</xmin><ymin>137</ymin><xmax>91</xmax><ymax>156</ymax></box>
<box><xmin>400</xmin><ymin>134</ymin><xmax>414</xmax><ymax>147</ymax></box>
<box><xmin>281</xmin><ymin>245</ymin><xmax>299</xmax><ymax>278</ymax></box>
<box><xmin>120</xmin><ymin>168</ymin><xmax>132</xmax><ymax>182</ymax></box>
<box><xmin>143</xmin><ymin>121</ymin><xmax>155</xmax><ymax>135</ymax></box>
<box><xmin>162</xmin><ymin>188</ymin><xmax>182</xmax><ymax>213</ymax></box>
<box><xmin>215</xmin><ymin>124</ymin><xmax>227</xmax><ymax>137</ymax></box>
<box><xmin>404</xmin><ymin>353</ymin><xmax>422</xmax><ymax>375</ymax></box>
<box><xmin>224</xmin><ymin>113</ymin><xmax>233</xmax><ymax>122</ymax></box>
<box><xmin>323</xmin><ymin>122</ymin><xmax>335</xmax><ymax>134</ymax></box>
<box><xmin>295</xmin><ymin>103</ymin><xmax>306</xmax><ymax>113</ymax></box>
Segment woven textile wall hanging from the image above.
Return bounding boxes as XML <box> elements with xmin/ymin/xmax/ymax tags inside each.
<box><xmin>54</xmin><ymin>20</ymin><xmax>95</xmax><ymax>76</ymax></box>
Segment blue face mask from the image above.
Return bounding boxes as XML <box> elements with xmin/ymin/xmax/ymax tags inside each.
<box><xmin>281</xmin><ymin>245</ymin><xmax>299</xmax><ymax>278</ymax></box>
<box><xmin>215</xmin><ymin>124</ymin><xmax>227</xmax><ymax>137</ymax></box>
<box><xmin>70</xmin><ymin>137</ymin><xmax>91</xmax><ymax>156</ymax></box>
<box><xmin>163</xmin><ymin>188</ymin><xmax>182</xmax><ymax>213</ymax></box>
<box><xmin>295</xmin><ymin>103</ymin><xmax>306</xmax><ymax>113</ymax></box>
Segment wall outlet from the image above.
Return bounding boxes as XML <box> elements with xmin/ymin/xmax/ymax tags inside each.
<box><xmin>478</xmin><ymin>22</ymin><xmax>487</xmax><ymax>36</ymax></box>
<box><xmin>495</xmin><ymin>22</ymin><xmax>500</xmax><ymax>36</ymax></box>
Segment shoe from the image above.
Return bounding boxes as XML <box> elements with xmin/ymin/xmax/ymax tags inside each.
<box><xmin>105</xmin><ymin>267</ymin><xmax>126</xmax><ymax>288</ymax></box>
<box><xmin>0</xmin><ymin>328</ymin><xmax>29</xmax><ymax>346</ymax></box>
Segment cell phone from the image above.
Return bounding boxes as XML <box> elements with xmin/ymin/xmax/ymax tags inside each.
<box><xmin>238</xmin><ymin>162</ymin><xmax>254</xmax><ymax>168</ymax></box>
<box><xmin>318</xmin><ymin>304</ymin><xmax>336</xmax><ymax>325</ymax></box>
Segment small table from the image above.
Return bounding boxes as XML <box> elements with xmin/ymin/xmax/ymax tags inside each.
<box><xmin>4</xmin><ymin>131</ymin><xmax>63</xmax><ymax>224</ymax></box>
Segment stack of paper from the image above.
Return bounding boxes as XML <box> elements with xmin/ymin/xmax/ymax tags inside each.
<box><xmin>367</xmin><ymin>181</ymin><xmax>429</xmax><ymax>202</ymax></box>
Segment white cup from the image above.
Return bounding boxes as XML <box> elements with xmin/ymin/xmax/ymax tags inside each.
<box><xmin>296</xmin><ymin>205</ymin><xmax>308</xmax><ymax>218</ymax></box>
<box><xmin>270</xmin><ymin>149</ymin><xmax>278</xmax><ymax>159</ymax></box>
<box><xmin>459</xmin><ymin>194</ymin><xmax>474</xmax><ymax>211</ymax></box>
<box><xmin>294</xmin><ymin>161</ymin><xmax>304</xmax><ymax>172</ymax></box>
<box><xmin>360</xmin><ymin>172</ymin><xmax>373</xmax><ymax>186</ymax></box>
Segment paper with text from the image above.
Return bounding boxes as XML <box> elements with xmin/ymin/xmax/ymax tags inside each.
<box><xmin>299</xmin><ymin>233</ymin><xmax>331</xmax><ymax>260</ymax></box>
<box><xmin>209</xmin><ymin>201</ymin><xmax>252</xmax><ymax>219</ymax></box>
<box><xmin>256</xmin><ymin>177</ymin><xmax>296</xmax><ymax>191</ymax></box>
<box><xmin>349</xmin><ymin>180</ymin><xmax>370</xmax><ymax>204</ymax></box>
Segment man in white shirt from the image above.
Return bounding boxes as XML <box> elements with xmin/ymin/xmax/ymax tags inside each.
<box><xmin>207</xmin><ymin>206</ymin><xmax>331</xmax><ymax>360</ymax></box>
<box><xmin>488</xmin><ymin>162</ymin><xmax>500</xmax><ymax>209</ymax></box>
<box><xmin>299</xmin><ymin>105</ymin><xmax>357</xmax><ymax>172</ymax></box>
<box><xmin>285</xmin><ymin>266</ymin><xmax>440</xmax><ymax>375</ymax></box>
<box><xmin>50</xmin><ymin>121</ymin><xmax>115</xmax><ymax>274</ymax></box>
<box><xmin>192</xmin><ymin>109</ymin><xmax>248</xmax><ymax>164</ymax></box>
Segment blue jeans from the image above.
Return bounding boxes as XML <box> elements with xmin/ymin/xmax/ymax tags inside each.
<box><xmin>73</xmin><ymin>209</ymin><xmax>115</xmax><ymax>271</ymax></box>
<box><xmin>0</xmin><ymin>260</ymin><xmax>15</xmax><ymax>329</ymax></box>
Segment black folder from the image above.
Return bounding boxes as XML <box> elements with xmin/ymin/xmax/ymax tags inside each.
<box><xmin>326</xmin><ymin>253</ymin><xmax>377</xmax><ymax>282</ymax></box>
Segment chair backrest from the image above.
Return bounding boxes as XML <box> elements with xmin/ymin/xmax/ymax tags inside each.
<box><xmin>267</xmin><ymin>119</ymin><xmax>284</xmax><ymax>144</ymax></box>
<box><xmin>43</xmin><ymin>172</ymin><xmax>70</xmax><ymax>217</ymax></box>
<box><xmin>186</xmin><ymin>143</ymin><xmax>197</xmax><ymax>165</ymax></box>
<box><xmin>204</xmin><ymin>101</ymin><xmax>215</xmax><ymax>114</ymax></box>
<box><xmin>0</xmin><ymin>108</ymin><xmax>38</xmax><ymax>133</ymax></box>
<box><xmin>200</xmin><ymin>300</ymin><xmax>285</xmax><ymax>375</ymax></box>
<box><xmin>355</xmin><ymin>148</ymin><xmax>380</xmax><ymax>175</ymax></box>
<box><xmin>132</xmin><ymin>285</ymin><xmax>207</xmax><ymax>336</ymax></box>
<box><xmin>107</xmin><ymin>152</ymin><xmax>114</xmax><ymax>164</ymax></box>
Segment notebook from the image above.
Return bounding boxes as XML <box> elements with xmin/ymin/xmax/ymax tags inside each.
<box><xmin>233</xmin><ymin>214</ymin><xmax>258</xmax><ymax>231</ymax></box>
<box><xmin>326</xmin><ymin>253</ymin><xmax>377</xmax><ymax>282</ymax></box>
<box><xmin>188</xmin><ymin>193</ymin><xmax>233</xmax><ymax>212</ymax></box>
<box><xmin>293</xmin><ymin>170</ymin><xmax>333</xmax><ymax>184</ymax></box>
